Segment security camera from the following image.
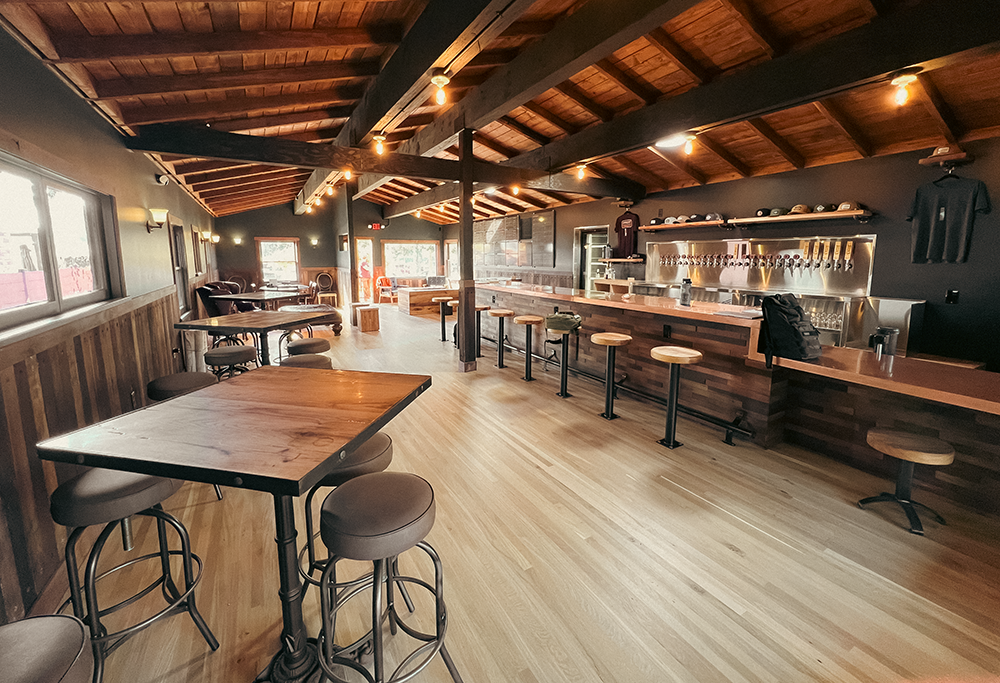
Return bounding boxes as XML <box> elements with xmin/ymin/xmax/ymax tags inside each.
<box><xmin>155</xmin><ymin>174</ymin><xmax>169</xmax><ymax>186</ymax></box>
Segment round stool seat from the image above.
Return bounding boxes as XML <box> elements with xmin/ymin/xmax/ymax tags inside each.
<box><xmin>447</xmin><ymin>299</ymin><xmax>459</xmax><ymax>307</ymax></box>
<box><xmin>489</xmin><ymin>309</ymin><xmax>514</xmax><ymax>318</ymax></box>
<box><xmin>592</xmin><ymin>332</ymin><xmax>632</xmax><ymax>346</ymax></box>
<box><xmin>431</xmin><ymin>296</ymin><xmax>453</xmax><ymax>303</ymax></box>
<box><xmin>147</xmin><ymin>372</ymin><xmax>217</xmax><ymax>401</ymax></box>
<box><xmin>476</xmin><ymin>304</ymin><xmax>490</xmax><ymax>311</ymax></box>
<box><xmin>317</xmin><ymin>432</ymin><xmax>393</xmax><ymax>488</ymax></box>
<box><xmin>280</xmin><ymin>353</ymin><xmax>333</xmax><ymax>369</ymax></box>
<box><xmin>287</xmin><ymin>337</ymin><xmax>331</xmax><ymax>355</ymax></box>
<box><xmin>205</xmin><ymin>345</ymin><xmax>257</xmax><ymax>366</ymax></box>
<box><xmin>50</xmin><ymin>470</ymin><xmax>181</xmax><ymax>528</ymax></box>
<box><xmin>320</xmin><ymin>472</ymin><xmax>435</xmax><ymax>561</ymax></box>
<box><xmin>0</xmin><ymin>615</ymin><xmax>93</xmax><ymax>683</ymax></box>
<box><xmin>867</xmin><ymin>429</ymin><xmax>955</xmax><ymax>466</ymax></box>
<box><xmin>651</xmin><ymin>345</ymin><xmax>703</xmax><ymax>364</ymax></box>
<box><xmin>514</xmin><ymin>315</ymin><xmax>543</xmax><ymax>325</ymax></box>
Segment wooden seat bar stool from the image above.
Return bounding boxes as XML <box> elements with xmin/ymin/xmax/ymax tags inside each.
<box><xmin>475</xmin><ymin>304</ymin><xmax>490</xmax><ymax>357</ymax></box>
<box><xmin>432</xmin><ymin>297</ymin><xmax>453</xmax><ymax>342</ymax></box>
<box><xmin>592</xmin><ymin>333</ymin><xmax>632</xmax><ymax>419</ymax></box>
<box><xmin>650</xmin><ymin>346</ymin><xmax>703</xmax><ymax>448</ymax></box>
<box><xmin>514</xmin><ymin>315</ymin><xmax>543</xmax><ymax>381</ymax></box>
<box><xmin>859</xmin><ymin>428</ymin><xmax>955</xmax><ymax>535</ymax></box>
<box><xmin>488</xmin><ymin>309</ymin><xmax>515</xmax><ymax>368</ymax></box>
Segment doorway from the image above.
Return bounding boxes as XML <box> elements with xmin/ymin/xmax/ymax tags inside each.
<box><xmin>355</xmin><ymin>237</ymin><xmax>374</xmax><ymax>303</ymax></box>
<box><xmin>574</xmin><ymin>226</ymin><xmax>610</xmax><ymax>291</ymax></box>
<box><xmin>169</xmin><ymin>222</ymin><xmax>189</xmax><ymax>313</ymax></box>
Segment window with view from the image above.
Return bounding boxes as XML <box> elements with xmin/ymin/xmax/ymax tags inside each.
<box><xmin>382</xmin><ymin>241</ymin><xmax>439</xmax><ymax>279</ymax></box>
<box><xmin>0</xmin><ymin>153</ymin><xmax>111</xmax><ymax>330</ymax></box>
<box><xmin>256</xmin><ymin>238</ymin><xmax>300</xmax><ymax>284</ymax></box>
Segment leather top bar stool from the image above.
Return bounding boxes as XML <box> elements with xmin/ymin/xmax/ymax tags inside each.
<box><xmin>591</xmin><ymin>332</ymin><xmax>632</xmax><ymax>419</ymax></box>
<box><xmin>0</xmin><ymin>614</ymin><xmax>93</xmax><ymax>683</ymax></box>
<box><xmin>432</xmin><ymin>297</ymin><xmax>453</xmax><ymax>342</ymax></box>
<box><xmin>488</xmin><ymin>309</ymin><xmax>515</xmax><ymax>368</ymax></box>
<box><xmin>205</xmin><ymin>344</ymin><xmax>257</xmax><ymax>378</ymax></box>
<box><xmin>859</xmin><ymin>428</ymin><xmax>955</xmax><ymax>535</ymax></box>
<box><xmin>287</xmin><ymin>337</ymin><xmax>331</xmax><ymax>355</ymax></box>
<box><xmin>650</xmin><ymin>345</ymin><xmax>703</xmax><ymax>448</ymax></box>
<box><xmin>280</xmin><ymin>353</ymin><xmax>333</xmax><ymax>369</ymax></box>
<box><xmin>514</xmin><ymin>315</ymin><xmax>543</xmax><ymax>382</ymax></box>
<box><xmin>50</xmin><ymin>470</ymin><xmax>218</xmax><ymax>682</ymax></box>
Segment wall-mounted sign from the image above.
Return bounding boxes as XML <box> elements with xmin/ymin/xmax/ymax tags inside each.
<box><xmin>368</xmin><ymin>222</ymin><xmax>383</xmax><ymax>230</ymax></box>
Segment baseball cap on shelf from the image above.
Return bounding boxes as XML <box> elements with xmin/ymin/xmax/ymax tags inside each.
<box><xmin>769</xmin><ymin>207</ymin><xmax>790</xmax><ymax>217</ymax></box>
<box><xmin>837</xmin><ymin>201</ymin><xmax>861</xmax><ymax>212</ymax></box>
<box><xmin>755</xmin><ymin>208</ymin><xmax>771</xmax><ymax>217</ymax></box>
<box><xmin>648</xmin><ymin>217</ymin><xmax>662</xmax><ymax>225</ymax></box>
<box><xmin>814</xmin><ymin>203</ymin><xmax>837</xmax><ymax>213</ymax></box>
<box><xmin>663</xmin><ymin>216</ymin><xmax>679</xmax><ymax>224</ymax></box>
<box><xmin>687</xmin><ymin>213</ymin><xmax>706</xmax><ymax>223</ymax></box>
<box><xmin>789</xmin><ymin>204</ymin><xmax>812</xmax><ymax>214</ymax></box>
<box><xmin>705</xmin><ymin>212</ymin><xmax>723</xmax><ymax>222</ymax></box>
<box><xmin>929</xmin><ymin>145</ymin><xmax>956</xmax><ymax>158</ymax></box>
<box><xmin>676</xmin><ymin>215</ymin><xmax>690</xmax><ymax>223</ymax></box>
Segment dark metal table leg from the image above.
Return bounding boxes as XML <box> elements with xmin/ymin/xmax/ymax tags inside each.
<box><xmin>522</xmin><ymin>324</ymin><xmax>535</xmax><ymax>382</ymax></box>
<box><xmin>556</xmin><ymin>333</ymin><xmax>571</xmax><ymax>398</ymax></box>
<box><xmin>260</xmin><ymin>333</ymin><xmax>272</xmax><ymax>366</ymax></box>
<box><xmin>658</xmin><ymin>364</ymin><xmax>682</xmax><ymax>448</ymax></box>
<box><xmin>600</xmin><ymin>346</ymin><xmax>618</xmax><ymax>420</ymax></box>
<box><xmin>497</xmin><ymin>317</ymin><xmax>507</xmax><ymax>368</ymax></box>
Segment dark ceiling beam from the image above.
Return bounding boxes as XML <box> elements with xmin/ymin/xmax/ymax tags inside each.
<box><xmin>644</xmin><ymin>146</ymin><xmax>706</xmax><ymax>185</ymax></box>
<box><xmin>359</xmin><ymin>0</ymin><xmax>706</xmax><ymax>196</ymax></box>
<box><xmin>210</xmin><ymin>107</ymin><xmax>354</xmax><ymax>133</ymax></box>
<box><xmin>279</xmin><ymin>129</ymin><xmax>346</xmax><ymax>144</ymax></box>
<box><xmin>593</xmin><ymin>59</ymin><xmax>659</xmax><ymax>106</ymax></box>
<box><xmin>120</xmin><ymin>88</ymin><xmax>362</xmax><ymax>126</ymax></box>
<box><xmin>92</xmin><ymin>61</ymin><xmax>380</xmax><ymax>99</ymax></box>
<box><xmin>170</xmin><ymin>159</ymin><xmax>250</xmax><ymax>176</ymax></box>
<box><xmin>47</xmin><ymin>26</ymin><xmax>403</xmax><ymax>63</ymax></box>
<box><xmin>497</xmin><ymin>116</ymin><xmax>551</xmax><ymax>146</ymax></box>
<box><xmin>694</xmin><ymin>134</ymin><xmax>750</xmax><ymax>177</ymax></box>
<box><xmin>645</xmin><ymin>28</ymin><xmax>710</xmax><ymax>85</ymax></box>
<box><xmin>466</xmin><ymin>49</ymin><xmax>522</xmax><ymax>70</ymax></box>
<box><xmin>719</xmin><ymin>0</ymin><xmax>779</xmax><ymax>57</ymax></box>
<box><xmin>521</xmin><ymin>102</ymin><xmax>580</xmax><ymax>135</ymax></box>
<box><xmin>191</xmin><ymin>169</ymin><xmax>309</xmax><ymax>192</ymax></box>
<box><xmin>555</xmin><ymin>82</ymin><xmax>614</xmax><ymax>123</ymax></box>
<box><xmin>513</xmin><ymin>191</ymin><xmax>550</xmax><ymax>210</ymax></box>
<box><xmin>185</xmin><ymin>164</ymin><xmax>287</xmax><ymax>185</ymax></box>
<box><xmin>856</xmin><ymin>0</ymin><xmax>891</xmax><ymax>18</ymax></box>
<box><xmin>813</xmin><ymin>100</ymin><xmax>873</xmax><ymax>157</ymax></box>
<box><xmin>912</xmin><ymin>73</ymin><xmax>962</xmax><ymax>144</ymax></box>
<box><xmin>746</xmin><ymin>118</ymin><xmax>805</xmax><ymax>169</ymax></box>
<box><xmin>500</xmin><ymin>21</ymin><xmax>556</xmax><ymax>38</ymax></box>
<box><xmin>533</xmin><ymin>189</ymin><xmax>574</xmax><ymax>204</ymax></box>
<box><xmin>504</xmin><ymin>0</ymin><xmax>1000</xmax><ymax>173</ymax></box>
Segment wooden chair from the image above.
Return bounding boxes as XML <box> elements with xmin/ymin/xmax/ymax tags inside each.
<box><xmin>376</xmin><ymin>276</ymin><xmax>398</xmax><ymax>304</ymax></box>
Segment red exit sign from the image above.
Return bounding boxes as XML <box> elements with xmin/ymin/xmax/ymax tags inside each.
<box><xmin>368</xmin><ymin>222</ymin><xmax>383</xmax><ymax>230</ymax></box>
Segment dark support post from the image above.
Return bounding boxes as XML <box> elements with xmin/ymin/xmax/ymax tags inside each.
<box><xmin>457</xmin><ymin>128</ymin><xmax>477</xmax><ymax>371</ymax></box>
<box><xmin>496</xmin><ymin>316</ymin><xmax>508</xmax><ymax>369</ymax></box>
<box><xmin>438</xmin><ymin>300</ymin><xmax>450</xmax><ymax>342</ymax></box>
<box><xmin>659</xmin><ymin>365</ymin><xmax>682</xmax><ymax>449</ymax></box>
<box><xmin>522</xmin><ymin>325</ymin><xmax>535</xmax><ymax>381</ymax></box>
<box><xmin>601</xmin><ymin>346</ymin><xmax>618</xmax><ymax>419</ymax></box>
<box><xmin>557</xmin><ymin>333</ymin><xmax>571</xmax><ymax>398</ymax></box>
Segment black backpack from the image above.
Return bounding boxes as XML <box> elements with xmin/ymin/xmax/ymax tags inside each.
<box><xmin>760</xmin><ymin>293</ymin><xmax>822</xmax><ymax>368</ymax></box>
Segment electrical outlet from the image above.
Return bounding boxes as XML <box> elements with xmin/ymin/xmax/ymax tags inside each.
<box><xmin>491</xmin><ymin>295</ymin><xmax>496</xmax><ymax>303</ymax></box>
<box><xmin>946</xmin><ymin>289</ymin><xmax>960</xmax><ymax>304</ymax></box>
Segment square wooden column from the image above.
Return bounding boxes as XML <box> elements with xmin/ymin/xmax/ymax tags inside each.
<box><xmin>457</xmin><ymin>128</ymin><xmax>477</xmax><ymax>371</ymax></box>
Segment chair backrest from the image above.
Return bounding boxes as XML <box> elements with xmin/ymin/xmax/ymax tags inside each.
<box><xmin>375</xmin><ymin>276</ymin><xmax>391</xmax><ymax>290</ymax></box>
<box><xmin>196</xmin><ymin>284</ymin><xmax>234</xmax><ymax>316</ymax></box>
<box><xmin>316</xmin><ymin>271</ymin><xmax>334</xmax><ymax>291</ymax></box>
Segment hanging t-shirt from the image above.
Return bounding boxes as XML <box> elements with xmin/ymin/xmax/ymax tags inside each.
<box><xmin>908</xmin><ymin>176</ymin><xmax>991</xmax><ymax>263</ymax></box>
<box><xmin>613</xmin><ymin>210</ymin><xmax>639</xmax><ymax>259</ymax></box>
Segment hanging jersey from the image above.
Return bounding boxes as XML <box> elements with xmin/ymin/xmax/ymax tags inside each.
<box><xmin>908</xmin><ymin>177</ymin><xmax>990</xmax><ymax>263</ymax></box>
<box><xmin>613</xmin><ymin>210</ymin><xmax>639</xmax><ymax>259</ymax></box>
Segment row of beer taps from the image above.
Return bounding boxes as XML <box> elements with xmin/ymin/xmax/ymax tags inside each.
<box><xmin>657</xmin><ymin>252</ymin><xmax>855</xmax><ymax>270</ymax></box>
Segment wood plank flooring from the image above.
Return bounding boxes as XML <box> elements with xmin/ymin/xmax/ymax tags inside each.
<box><xmin>47</xmin><ymin>305</ymin><xmax>1000</xmax><ymax>682</ymax></box>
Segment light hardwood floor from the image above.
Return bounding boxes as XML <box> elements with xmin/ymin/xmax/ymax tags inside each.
<box><xmin>61</xmin><ymin>305</ymin><xmax>1000</xmax><ymax>682</ymax></box>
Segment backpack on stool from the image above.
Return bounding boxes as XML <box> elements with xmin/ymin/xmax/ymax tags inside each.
<box><xmin>760</xmin><ymin>293</ymin><xmax>822</xmax><ymax>368</ymax></box>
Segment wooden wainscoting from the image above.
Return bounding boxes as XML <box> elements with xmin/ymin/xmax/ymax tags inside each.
<box><xmin>0</xmin><ymin>286</ymin><xmax>179</xmax><ymax>624</ymax></box>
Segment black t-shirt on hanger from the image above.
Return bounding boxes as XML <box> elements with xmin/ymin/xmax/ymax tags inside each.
<box><xmin>908</xmin><ymin>175</ymin><xmax>990</xmax><ymax>263</ymax></box>
<box><xmin>613</xmin><ymin>210</ymin><xmax>639</xmax><ymax>259</ymax></box>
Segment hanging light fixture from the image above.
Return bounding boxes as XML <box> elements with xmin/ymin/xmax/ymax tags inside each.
<box><xmin>684</xmin><ymin>137</ymin><xmax>695</xmax><ymax>155</ymax></box>
<box><xmin>344</xmin><ymin>169</ymin><xmax>352</xmax><ymax>180</ymax></box>
<box><xmin>373</xmin><ymin>134</ymin><xmax>387</xmax><ymax>156</ymax></box>
<box><xmin>416</xmin><ymin>209</ymin><xmax>422</xmax><ymax>218</ymax></box>
<box><xmin>326</xmin><ymin>185</ymin><xmax>334</xmax><ymax>196</ymax></box>
<box><xmin>512</xmin><ymin>186</ymin><xmax>520</xmax><ymax>195</ymax></box>
<box><xmin>576</xmin><ymin>165</ymin><xmax>586</xmax><ymax>180</ymax></box>
<box><xmin>305</xmin><ymin>205</ymin><xmax>313</xmax><ymax>214</ymax></box>
<box><xmin>890</xmin><ymin>68</ymin><xmax>921</xmax><ymax>106</ymax></box>
<box><xmin>430</xmin><ymin>69</ymin><xmax>451</xmax><ymax>106</ymax></box>
<box><xmin>656</xmin><ymin>132</ymin><xmax>696</xmax><ymax>151</ymax></box>
<box><xmin>315</xmin><ymin>197</ymin><xmax>322</xmax><ymax>207</ymax></box>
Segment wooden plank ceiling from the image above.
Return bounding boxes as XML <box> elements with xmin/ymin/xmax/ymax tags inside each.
<box><xmin>2</xmin><ymin>1</ymin><xmax>1000</xmax><ymax>224</ymax></box>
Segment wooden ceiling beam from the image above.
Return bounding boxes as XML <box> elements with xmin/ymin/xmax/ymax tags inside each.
<box><xmin>646</xmin><ymin>28</ymin><xmax>710</xmax><ymax>85</ymax></box>
<box><xmin>694</xmin><ymin>135</ymin><xmax>750</xmax><ymax>177</ymax></box>
<box><xmin>169</xmin><ymin>159</ymin><xmax>250</xmax><ymax>176</ymax></box>
<box><xmin>555</xmin><ymin>82</ymin><xmax>614</xmax><ymax>123</ymax></box>
<box><xmin>912</xmin><ymin>73</ymin><xmax>962</xmax><ymax>145</ymax></box>
<box><xmin>191</xmin><ymin>169</ymin><xmax>310</xmax><ymax>192</ymax></box>
<box><xmin>644</xmin><ymin>146</ymin><xmax>706</xmax><ymax>185</ymax></box>
<box><xmin>813</xmin><ymin>100</ymin><xmax>873</xmax><ymax>157</ymax></box>
<box><xmin>718</xmin><ymin>0</ymin><xmax>779</xmax><ymax>57</ymax></box>
<box><xmin>184</xmin><ymin>164</ymin><xmax>287</xmax><ymax>185</ymax></box>
<box><xmin>210</xmin><ymin>194</ymin><xmax>301</xmax><ymax>212</ymax></box>
<box><xmin>533</xmin><ymin>189</ymin><xmax>574</xmax><ymax>204</ymax></box>
<box><xmin>200</xmin><ymin>179</ymin><xmax>308</xmax><ymax>201</ymax></box>
<box><xmin>500</xmin><ymin>21</ymin><xmax>556</xmax><ymax>38</ymax></box>
<box><xmin>513</xmin><ymin>191</ymin><xmax>549</xmax><ymax>210</ymax></box>
<box><xmin>593</xmin><ymin>59</ymin><xmax>659</xmax><ymax>106</ymax></box>
<box><xmin>47</xmin><ymin>27</ymin><xmax>403</xmax><ymax>63</ymax></box>
<box><xmin>121</xmin><ymin>89</ymin><xmax>362</xmax><ymax>126</ymax></box>
<box><xmin>505</xmin><ymin>0</ymin><xmax>1000</xmax><ymax>174</ymax></box>
<box><xmin>210</xmin><ymin>107</ymin><xmax>354</xmax><ymax>133</ymax></box>
<box><xmin>92</xmin><ymin>61</ymin><xmax>380</xmax><ymax>100</ymax></box>
<box><xmin>856</xmin><ymin>0</ymin><xmax>891</xmax><ymax>19</ymax></box>
<box><xmin>521</xmin><ymin>102</ymin><xmax>580</xmax><ymax>135</ymax></box>
<box><xmin>473</xmin><ymin>132</ymin><xmax>519</xmax><ymax>159</ymax></box>
<box><xmin>746</xmin><ymin>118</ymin><xmax>805</xmax><ymax>169</ymax></box>
<box><xmin>497</xmin><ymin>116</ymin><xmax>551</xmax><ymax>146</ymax></box>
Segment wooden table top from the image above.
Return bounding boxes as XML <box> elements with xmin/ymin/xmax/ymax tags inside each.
<box><xmin>174</xmin><ymin>310</ymin><xmax>332</xmax><ymax>335</ymax></box>
<box><xmin>36</xmin><ymin>366</ymin><xmax>432</xmax><ymax>497</ymax></box>
<box><xmin>210</xmin><ymin>291</ymin><xmax>302</xmax><ymax>303</ymax></box>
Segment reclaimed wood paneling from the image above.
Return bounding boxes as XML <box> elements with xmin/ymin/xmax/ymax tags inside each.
<box><xmin>0</xmin><ymin>287</ymin><xmax>178</xmax><ymax>624</ymax></box>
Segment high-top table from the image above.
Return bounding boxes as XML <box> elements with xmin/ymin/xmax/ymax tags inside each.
<box><xmin>176</xmin><ymin>310</ymin><xmax>332</xmax><ymax>365</ymax></box>
<box><xmin>210</xmin><ymin>290</ymin><xmax>304</xmax><ymax>310</ymax></box>
<box><xmin>36</xmin><ymin>366</ymin><xmax>432</xmax><ymax>683</ymax></box>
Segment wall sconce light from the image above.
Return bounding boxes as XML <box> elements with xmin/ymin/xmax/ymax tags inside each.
<box><xmin>234</xmin><ymin>237</ymin><xmax>242</xmax><ymax>245</ymax></box>
<box><xmin>890</xmin><ymin>68</ymin><xmax>921</xmax><ymax>106</ymax></box>
<box><xmin>211</xmin><ymin>234</ymin><xmax>220</xmax><ymax>244</ymax></box>
<box><xmin>146</xmin><ymin>208</ymin><xmax>170</xmax><ymax>233</ymax></box>
<box><xmin>431</xmin><ymin>69</ymin><xmax>451</xmax><ymax>106</ymax></box>
<box><xmin>373</xmin><ymin>134</ymin><xmax>387</xmax><ymax>156</ymax></box>
<box><xmin>310</xmin><ymin>238</ymin><xmax>319</xmax><ymax>247</ymax></box>
<box><xmin>201</xmin><ymin>229</ymin><xmax>213</xmax><ymax>242</ymax></box>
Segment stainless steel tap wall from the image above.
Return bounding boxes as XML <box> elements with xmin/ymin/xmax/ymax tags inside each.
<box><xmin>644</xmin><ymin>235</ymin><xmax>876</xmax><ymax>298</ymax></box>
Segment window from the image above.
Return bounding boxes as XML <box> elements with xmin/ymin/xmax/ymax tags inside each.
<box><xmin>445</xmin><ymin>240</ymin><xmax>459</xmax><ymax>281</ymax></box>
<box><xmin>381</xmin><ymin>240</ymin><xmax>440</xmax><ymax>279</ymax></box>
<box><xmin>0</xmin><ymin>152</ymin><xmax>111</xmax><ymax>330</ymax></box>
<box><xmin>256</xmin><ymin>238</ymin><xmax>300</xmax><ymax>284</ymax></box>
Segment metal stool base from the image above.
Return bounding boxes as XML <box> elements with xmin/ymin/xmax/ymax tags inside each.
<box><xmin>858</xmin><ymin>460</ymin><xmax>946</xmax><ymax>535</ymax></box>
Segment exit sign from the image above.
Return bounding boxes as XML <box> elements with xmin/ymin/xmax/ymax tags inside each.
<box><xmin>369</xmin><ymin>222</ymin><xmax>383</xmax><ymax>230</ymax></box>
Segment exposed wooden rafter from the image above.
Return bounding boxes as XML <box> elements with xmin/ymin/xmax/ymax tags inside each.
<box><xmin>912</xmin><ymin>73</ymin><xmax>963</xmax><ymax>144</ymax></box>
<box><xmin>521</xmin><ymin>102</ymin><xmax>580</xmax><ymax>135</ymax></box>
<box><xmin>694</xmin><ymin>135</ymin><xmax>750</xmax><ymax>177</ymax></box>
<box><xmin>719</xmin><ymin>0</ymin><xmax>779</xmax><ymax>57</ymax></box>
<box><xmin>645</xmin><ymin>28</ymin><xmax>710</xmax><ymax>85</ymax></box>
<box><xmin>121</xmin><ymin>89</ymin><xmax>362</xmax><ymax>127</ymax></box>
<box><xmin>555</xmin><ymin>83</ymin><xmax>614</xmax><ymax>123</ymax></box>
<box><xmin>497</xmin><ymin>116</ymin><xmax>551</xmax><ymax>146</ymax></box>
<box><xmin>593</xmin><ymin>59</ymin><xmax>659</xmax><ymax>106</ymax></box>
<box><xmin>645</xmin><ymin>146</ymin><xmax>706</xmax><ymax>185</ymax></box>
<box><xmin>746</xmin><ymin>118</ymin><xmax>805</xmax><ymax>169</ymax></box>
<box><xmin>813</xmin><ymin>100</ymin><xmax>873</xmax><ymax>157</ymax></box>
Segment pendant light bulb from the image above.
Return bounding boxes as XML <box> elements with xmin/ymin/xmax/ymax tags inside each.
<box><xmin>315</xmin><ymin>197</ymin><xmax>322</xmax><ymax>206</ymax></box>
<box><xmin>344</xmin><ymin>169</ymin><xmax>352</xmax><ymax>181</ymax></box>
<box><xmin>890</xmin><ymin>71</ymin><xmax>919</xmax><ymax>107</ymax></box>
<box><xmin>431</xmin><ymin>71</ymin><xmax>450</xmax><ymax>107</ymax></box>
<box><xmin>373</xmin><ymin>134</ymin><xmax>386</xmax><ymax>156</ymax></box>
<box><xmin>305</xmin><ymin>205</ymin><xmax>313</xmax><ymax>214</ymax></box>
<box><xmin>326</xmin><ymin>185</ymin><xmax>334</xmax><ymax>196</ymax></box>
<box><xmin>894</xmin><ymin>84</ymin><xmax>910</xmax><ymax>106</ymax></box>
<box><xmin>576</xmin><ymin>165</ymin><xmax>586</xmax><ymax>180</ymax></box>
<box><xmin>512</xmin><ymin>186</ymin><xmax>519</xmax><ymax>195</ymax></box>
<box><xmin>416</xmin><ymin>210</ymin><xmax>421</xmax><ymax>218</ymax></box>
<box><xmin>683</xmin><ymin>138</ymin><xmax>694</xmax><ymax>155</ymax></box>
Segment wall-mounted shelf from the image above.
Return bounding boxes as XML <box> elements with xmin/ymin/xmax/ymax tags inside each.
<box><xmin>639</xmin><ymin>220</ymin><xmax>726</xmax><ymax>231</ymax></box>
<box><xmin>726</xmin><ymin>210</ymin><xmax>872</xmax><ymax>227</ymax></box>
<box><xmin>598</xmin><ymin>257</ymin><xmax>645</xmax><ymax>263</ymax></box>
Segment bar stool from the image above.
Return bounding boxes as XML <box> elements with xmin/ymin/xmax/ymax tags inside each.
<box><xmin>513</xmin><ymin>315</ymin><xmax>543</xmax><ymax>382</ymax></box>
<box><xmin>316</xmin><ymin>472</ymin><xmax>463</xmax><ymax>683</ymax></box>
<box><xmin>146</xmin><ymin>372</ymin><xmax>224</xmax><ymax>501</ymax></box>
<box><xmin>204</xmin><ymin>344</ymin><xmax>257</xmax><ymax>378</ymax></box>
<box><xmin>280</xmin><ymin>353</ymin><xmax>333</xmax><ymax>369</ymax></box>
<box><xmin>859</xmin><ymin>428</ymin><xmax>955</xmax><ymax>535</ymax></box>
<box><xmin>591</xmin><ymin>333</ymin><xmax>632</xmax><ymax>419</ymax></box>
<box><xmin>475</xmin><ymin>305</ymin><xmax>490</xmax><ymax>357</ymax></box>
<box><xmin>448</xmin><ymin>299</ymin><xmax>461</xmax><ymax>349</ymax></box>
<box><xmin>432</xmin><ymin>297</ymin><xmax>453</xmax><ymax>342</ymax></box>
<box><xmin>488</xmin><ymin>309</ymin><xmax>515</xmax><ymax>368</ymax></box>
<box><xmin>287</xmin><ymin>337</ymin><xmax>331</xmax><ymax>355</ymax></box>
<box><xmin>650</xmin><ymin>346</ymin><xmax>703</xmax><ymax>448</ymax></box>
<box><xmin>546</xmin><ymin>327</ymin><xmax>573</xmax><ymax>398</ymax></box>
<box><xmin>0</xmin><ymin>614</ymin><xmax>93</xmax><ymax>683</ymax></box>
<box><xmin>50</xmin><ymin>470</ymin><xmax>218</xmax><ymax>682</ymax></box>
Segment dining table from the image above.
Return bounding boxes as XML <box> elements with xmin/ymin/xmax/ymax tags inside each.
<box><xmin>211</xmin><ymin>290</ymin><xmax>305</xmax><ymax>310</ymax></box>
<box><xmin>35</xmin><ymin>365</ymin><xmax>433</xmax><ymax>682</ymax></box>
<box><xmin>175</xmin><ymin>310</ymin><xmax>333</xmax><ymax>365</ymax></box>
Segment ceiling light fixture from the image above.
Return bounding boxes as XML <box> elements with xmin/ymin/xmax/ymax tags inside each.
<box><xmin>430</xmin><ymin>69</ymin><xmax>451</xmax><ymax>106</ymax></box>
<box><xmin>234</xmin><ymin>237</ymin><xmax>242</xmax><ymax>245</ymax></box>
<box><xmin>373</xmin><ymin>134</ymin><xmax>387</xmax><ymax>156</ymax></box>
<box><xmin>344</xmin><ymin>169</ymin><xmax>352</xmax><ymax>180</ymax></box>
<box><xmin>326</xmin><ymin>185</ymin><xmax>334</xmax><ymax>196</ymax></box>
<box><xmin>416</xmin><ymin>209</ymin><xmax>422</xmax><ymax>218</ymax></box>
<box><xmin>656</xmin><ymin>132</ymin><xmax>696</xmax><ymax>150</ymax></box>
<box><xmin>305</xmin><ymin>205</ymin><xmax>313</xmax><ymax>214</ymax></box>
<box><xmin>684</xmin><ymin>137</ymin><xmax>695</xmax><ymax>155</ymax></box>
<box><xmin>485</xmin><ymin>186</ymin><xmax>497</xmax><ymax>195</ymax></box>
<box><xmin>315</xmin><ymin>197</ymin><xmax>322</xmax><ymax>207</ymax></box>
<box><xmin>576</xmin><ymin>164</ymin><xmax>586</xmax><ymax>180</ymax></box>
<box><xmin>512</xmin><ymin>186</ymin><xmax>520</xmax><ymax>195</ymax></box>
<box><xmin>890</xmin><ymin>68</ymin><xmax>921</xmax><ymax>106</ymax></box>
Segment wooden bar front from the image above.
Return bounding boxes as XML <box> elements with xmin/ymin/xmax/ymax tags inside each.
<box><xmin>397</xmin><ymin>287</ymin><xmax>459</xmax><ymax>316</ymax></box>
